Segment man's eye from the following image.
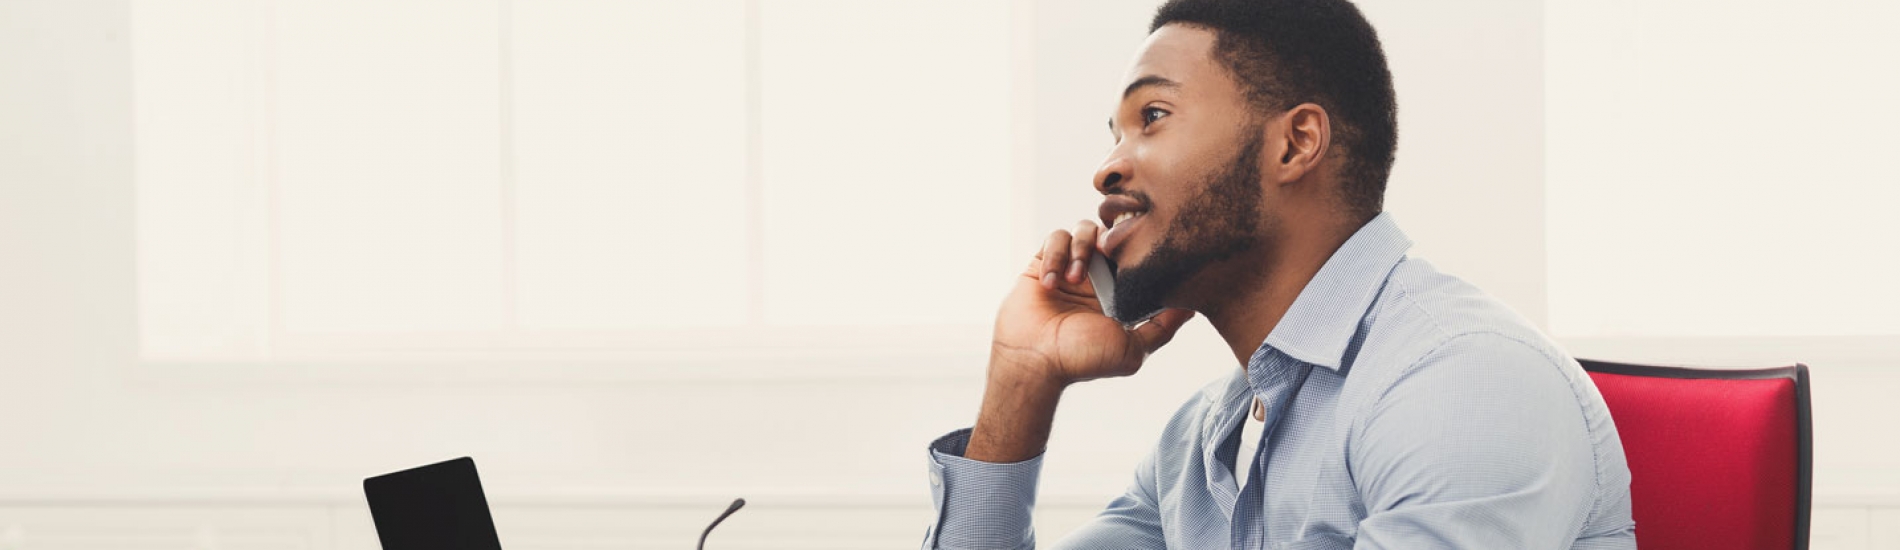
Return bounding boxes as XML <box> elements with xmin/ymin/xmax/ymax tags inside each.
<box><xmin>1142</xmin><ymin>107</ymin><xmax>1169</xmax><ymax>126</ymax></box>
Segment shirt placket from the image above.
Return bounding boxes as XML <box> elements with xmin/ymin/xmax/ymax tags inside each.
<box><xmin>1229</xmin><ymin>352</ymin><xmax>1313</xmax><ymax>549</ymax></box>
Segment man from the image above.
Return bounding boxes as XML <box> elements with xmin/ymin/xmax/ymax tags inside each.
<box><xmin>920</xmin><ymin>0</ymin><xmax>1636</xmax><ymax>548</ymax></box>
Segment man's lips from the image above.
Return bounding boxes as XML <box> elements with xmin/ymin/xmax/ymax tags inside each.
<box><xmin>1097</xmin><ymin>194</ymin><xmax>1149</xmax><ymax>262</ymax></box>
<box><xmin>1098</xmin><ymin>211</ymin><xmax>1147</xmax><ymax>262</ymax></box>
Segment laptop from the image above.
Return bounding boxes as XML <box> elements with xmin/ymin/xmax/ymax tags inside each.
<box><xmin>363</xmin><ymin>457</ymin><xmax>504</xmax><ymax>550</ymax></box>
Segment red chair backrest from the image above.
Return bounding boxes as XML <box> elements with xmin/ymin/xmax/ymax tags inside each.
<box><xmin>1580</xmin><ymin>360</ymin><xmax>1811</xmax><ymax>550</ymax></box>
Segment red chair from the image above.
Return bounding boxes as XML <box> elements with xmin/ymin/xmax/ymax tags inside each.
<box><xmin>1579</xmin><ymin>360</ymin><xmax>1812</xmax><ymax>550</ymax></box>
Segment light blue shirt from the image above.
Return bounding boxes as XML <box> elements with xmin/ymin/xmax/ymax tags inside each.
<box><xmin>922</xmin><ymin>212</ymin><xmax>1636</xmax><ymax>549</ymax></box>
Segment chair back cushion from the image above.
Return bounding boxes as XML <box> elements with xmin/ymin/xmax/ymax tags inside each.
<box><xmin>1585</xmin><ymin>367</ymin><xmax>1800</xmax><ymax>550</ymax></box>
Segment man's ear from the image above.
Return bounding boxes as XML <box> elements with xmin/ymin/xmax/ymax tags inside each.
<box><xmin>1269</xmin><ymin>103</ymin><xmax>1331</xmax><ymax>184</ymax></box>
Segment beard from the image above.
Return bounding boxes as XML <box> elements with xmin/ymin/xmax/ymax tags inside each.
<box><xmin>1109</xmin><ymin>129</ymin><xmax>1268</xmax><ymax>326</ymax></box>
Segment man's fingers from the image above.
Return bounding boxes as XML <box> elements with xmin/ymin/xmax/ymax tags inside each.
<box><xmin>1039</xmin><ymin>230</ymin><xmax>1073</xmax><ymax>290</ymax></box>
<box><xmin>1129</xmin><ymin>308</ymin><xmax>1197</xmax><ymax>354</ymax></box>
<box><xmin>1067</xmin><ymin>220</ymin><xmax>1101</xmax><ymax>284</ymax></box>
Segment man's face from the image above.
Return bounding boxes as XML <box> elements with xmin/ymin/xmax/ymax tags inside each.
<box><xmin>1097</xmin><ymin>24</ymin><xmax>1277</xmax><ymax>324</ymax></box>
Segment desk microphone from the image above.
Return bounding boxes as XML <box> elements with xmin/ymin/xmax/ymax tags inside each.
<box><xmin>697</xmin><ymin>498</ymin><xmax>745</xmax><ymax>550</ymax></box>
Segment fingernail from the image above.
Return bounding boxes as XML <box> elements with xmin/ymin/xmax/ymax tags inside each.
<box><xmin>1068</xmin><ymin>260</ymin><xmax>1083</xmax><ymax>282</ymax></box>
<box><xmin>1042</xmin><ymin>272</ymin><xmax>1056</xmax><ymax>288</ymax></box>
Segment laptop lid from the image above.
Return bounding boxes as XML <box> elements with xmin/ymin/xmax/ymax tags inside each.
<box><xmin>364</xmin><ymin>457</ymin><xmax>504</xmax><ymax>550</ymax></box>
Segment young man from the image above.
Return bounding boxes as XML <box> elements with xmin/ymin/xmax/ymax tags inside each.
<box><xmin>921</xmin><ymin>0</ymin><xmax>1636</xmax><ymax>548</ymax></box>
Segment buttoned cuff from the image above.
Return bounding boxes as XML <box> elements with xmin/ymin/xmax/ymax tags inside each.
<box><xmin>922</xmin><ymin>428</ymin><xmax>1042</xmax><ymax>550</ymax></box>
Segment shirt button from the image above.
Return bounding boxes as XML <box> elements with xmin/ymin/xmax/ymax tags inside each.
<box><xmin>929</xmin><ymin>470</ymin><xmax>943</xmax><ymax>487</ymax></box>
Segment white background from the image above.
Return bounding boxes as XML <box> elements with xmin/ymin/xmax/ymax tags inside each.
<box><xmin>2</xmin><ymin>0</ymin><xmax>1896</xmax><ymax>548</ymax></box>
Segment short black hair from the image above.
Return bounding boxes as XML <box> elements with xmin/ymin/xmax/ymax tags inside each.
<box><xmin>1151</xmin><ymin>0</ymin><xmax>1397</xmax><ymax>221</ymax></box>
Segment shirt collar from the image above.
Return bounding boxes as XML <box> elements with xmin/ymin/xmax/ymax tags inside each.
<box><xmin>1251</xmin><ymin>211</ymin><xmax>1412</xmax><ymax>372</ymax></box>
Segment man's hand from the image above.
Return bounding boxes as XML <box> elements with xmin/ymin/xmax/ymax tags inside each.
<box><xmin>965</xmin><ymin>221</ymin><xmax>1195</xmax><ymax>463</ymax></box>
<box><xmin>996</xmin><ymin>220</ymin><xmax>1197</xmax><ymax>386</ymax></box>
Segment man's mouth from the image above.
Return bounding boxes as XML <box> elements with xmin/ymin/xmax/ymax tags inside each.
<box><xmin>1102</xmin><ymin>212</ymin><xmax>1140</xmax><ymax>258</ymax></box>
<box><xmin>1102</xmin><ymin>196</ymin><xmax>1140</xmax><ymax>260</ymax></box>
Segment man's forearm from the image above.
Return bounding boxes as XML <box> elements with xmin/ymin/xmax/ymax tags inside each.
<box><xmin>965</xmin><ymin>354</ymin><xmax>1068</xmax><ymax>463</ymax></box>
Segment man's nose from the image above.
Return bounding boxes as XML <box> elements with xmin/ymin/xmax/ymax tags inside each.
<box><xmin>1094</xmin><ymin>156</ymin><xmax>1131</xmax><ymax>195</ymax></box>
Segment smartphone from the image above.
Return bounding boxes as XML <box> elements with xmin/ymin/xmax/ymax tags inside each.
<box><xmin>1089</xmin><ymin>254</ymin><xmax>1161</xmax><ymax>329</ymax></box>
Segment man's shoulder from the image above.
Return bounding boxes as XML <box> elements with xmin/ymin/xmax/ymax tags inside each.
<box><xmin>1375</xmin><ymin>256</ymin><xmax>1573</xmax><ymax>374</ymax></box>
<box><xmin>1345</xmin><ymin>256</ymin><xmax>1599</xmax><ymax>425</ymax></box>
<box><xmin>1355</xmin><ymin>258</ymin><xmax>1634</xmax><ymax>537</ymax></box>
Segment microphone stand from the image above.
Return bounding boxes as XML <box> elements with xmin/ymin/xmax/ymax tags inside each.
<box><xmin>697</xmin><ymin>498</ymin><xmax>746</xmax><ymax>550</ymax></box>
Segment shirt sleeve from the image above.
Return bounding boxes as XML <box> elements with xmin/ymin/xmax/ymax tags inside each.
<box><xmin>922</xmin><ymin>428</ymin><xmax>1042</xmax><ymax>550</ymax></box>
<box><xmin>1348</xmin><ymin>333</ymin><xmax>1605</xmax><ymax>549</ymax></box>
<box><xmin>921</xmin><ymin>428</ymin><xmax>1172</xmax><ymax>550</ymax></box>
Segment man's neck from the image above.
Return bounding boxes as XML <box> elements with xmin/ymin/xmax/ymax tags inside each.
<box><xmin>1202</xmin><ymin>225</ymin><xmax>1355</xmax><ymax>368</ymax></box>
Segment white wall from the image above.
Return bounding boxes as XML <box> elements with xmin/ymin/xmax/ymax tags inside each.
<box><xmin>2</xmin><ymin>1</ymin><xmax>1179</xmax><ymax>547</ymax></box>
<box><xmin>0</xmin><ymin>0</ymin><xmax>1894</xmax><ymax>548</ymax></box>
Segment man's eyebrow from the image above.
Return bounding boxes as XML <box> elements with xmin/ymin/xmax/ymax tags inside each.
<box><xmin>1122</xmin><ymin>74</ymin><xmax>1181</xmax><ymax>101</ymax></box>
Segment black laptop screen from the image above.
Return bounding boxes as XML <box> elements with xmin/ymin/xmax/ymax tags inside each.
<box><xmin>364</xmin><ymin>457</ymin><xmax>504</xmax><ymax>550</ymax></box>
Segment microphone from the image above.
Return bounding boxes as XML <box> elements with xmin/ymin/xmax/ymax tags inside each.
<box><xmin>697</xmin><ymin>498</ymin><xmax>746</xmax><ymax>550</ymax></box>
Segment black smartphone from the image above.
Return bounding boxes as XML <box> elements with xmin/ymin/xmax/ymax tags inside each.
<box><xmin>1089</xmin><ymin>255</ymin><xmax>1161</xmax><ymax>329</ymax></box>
